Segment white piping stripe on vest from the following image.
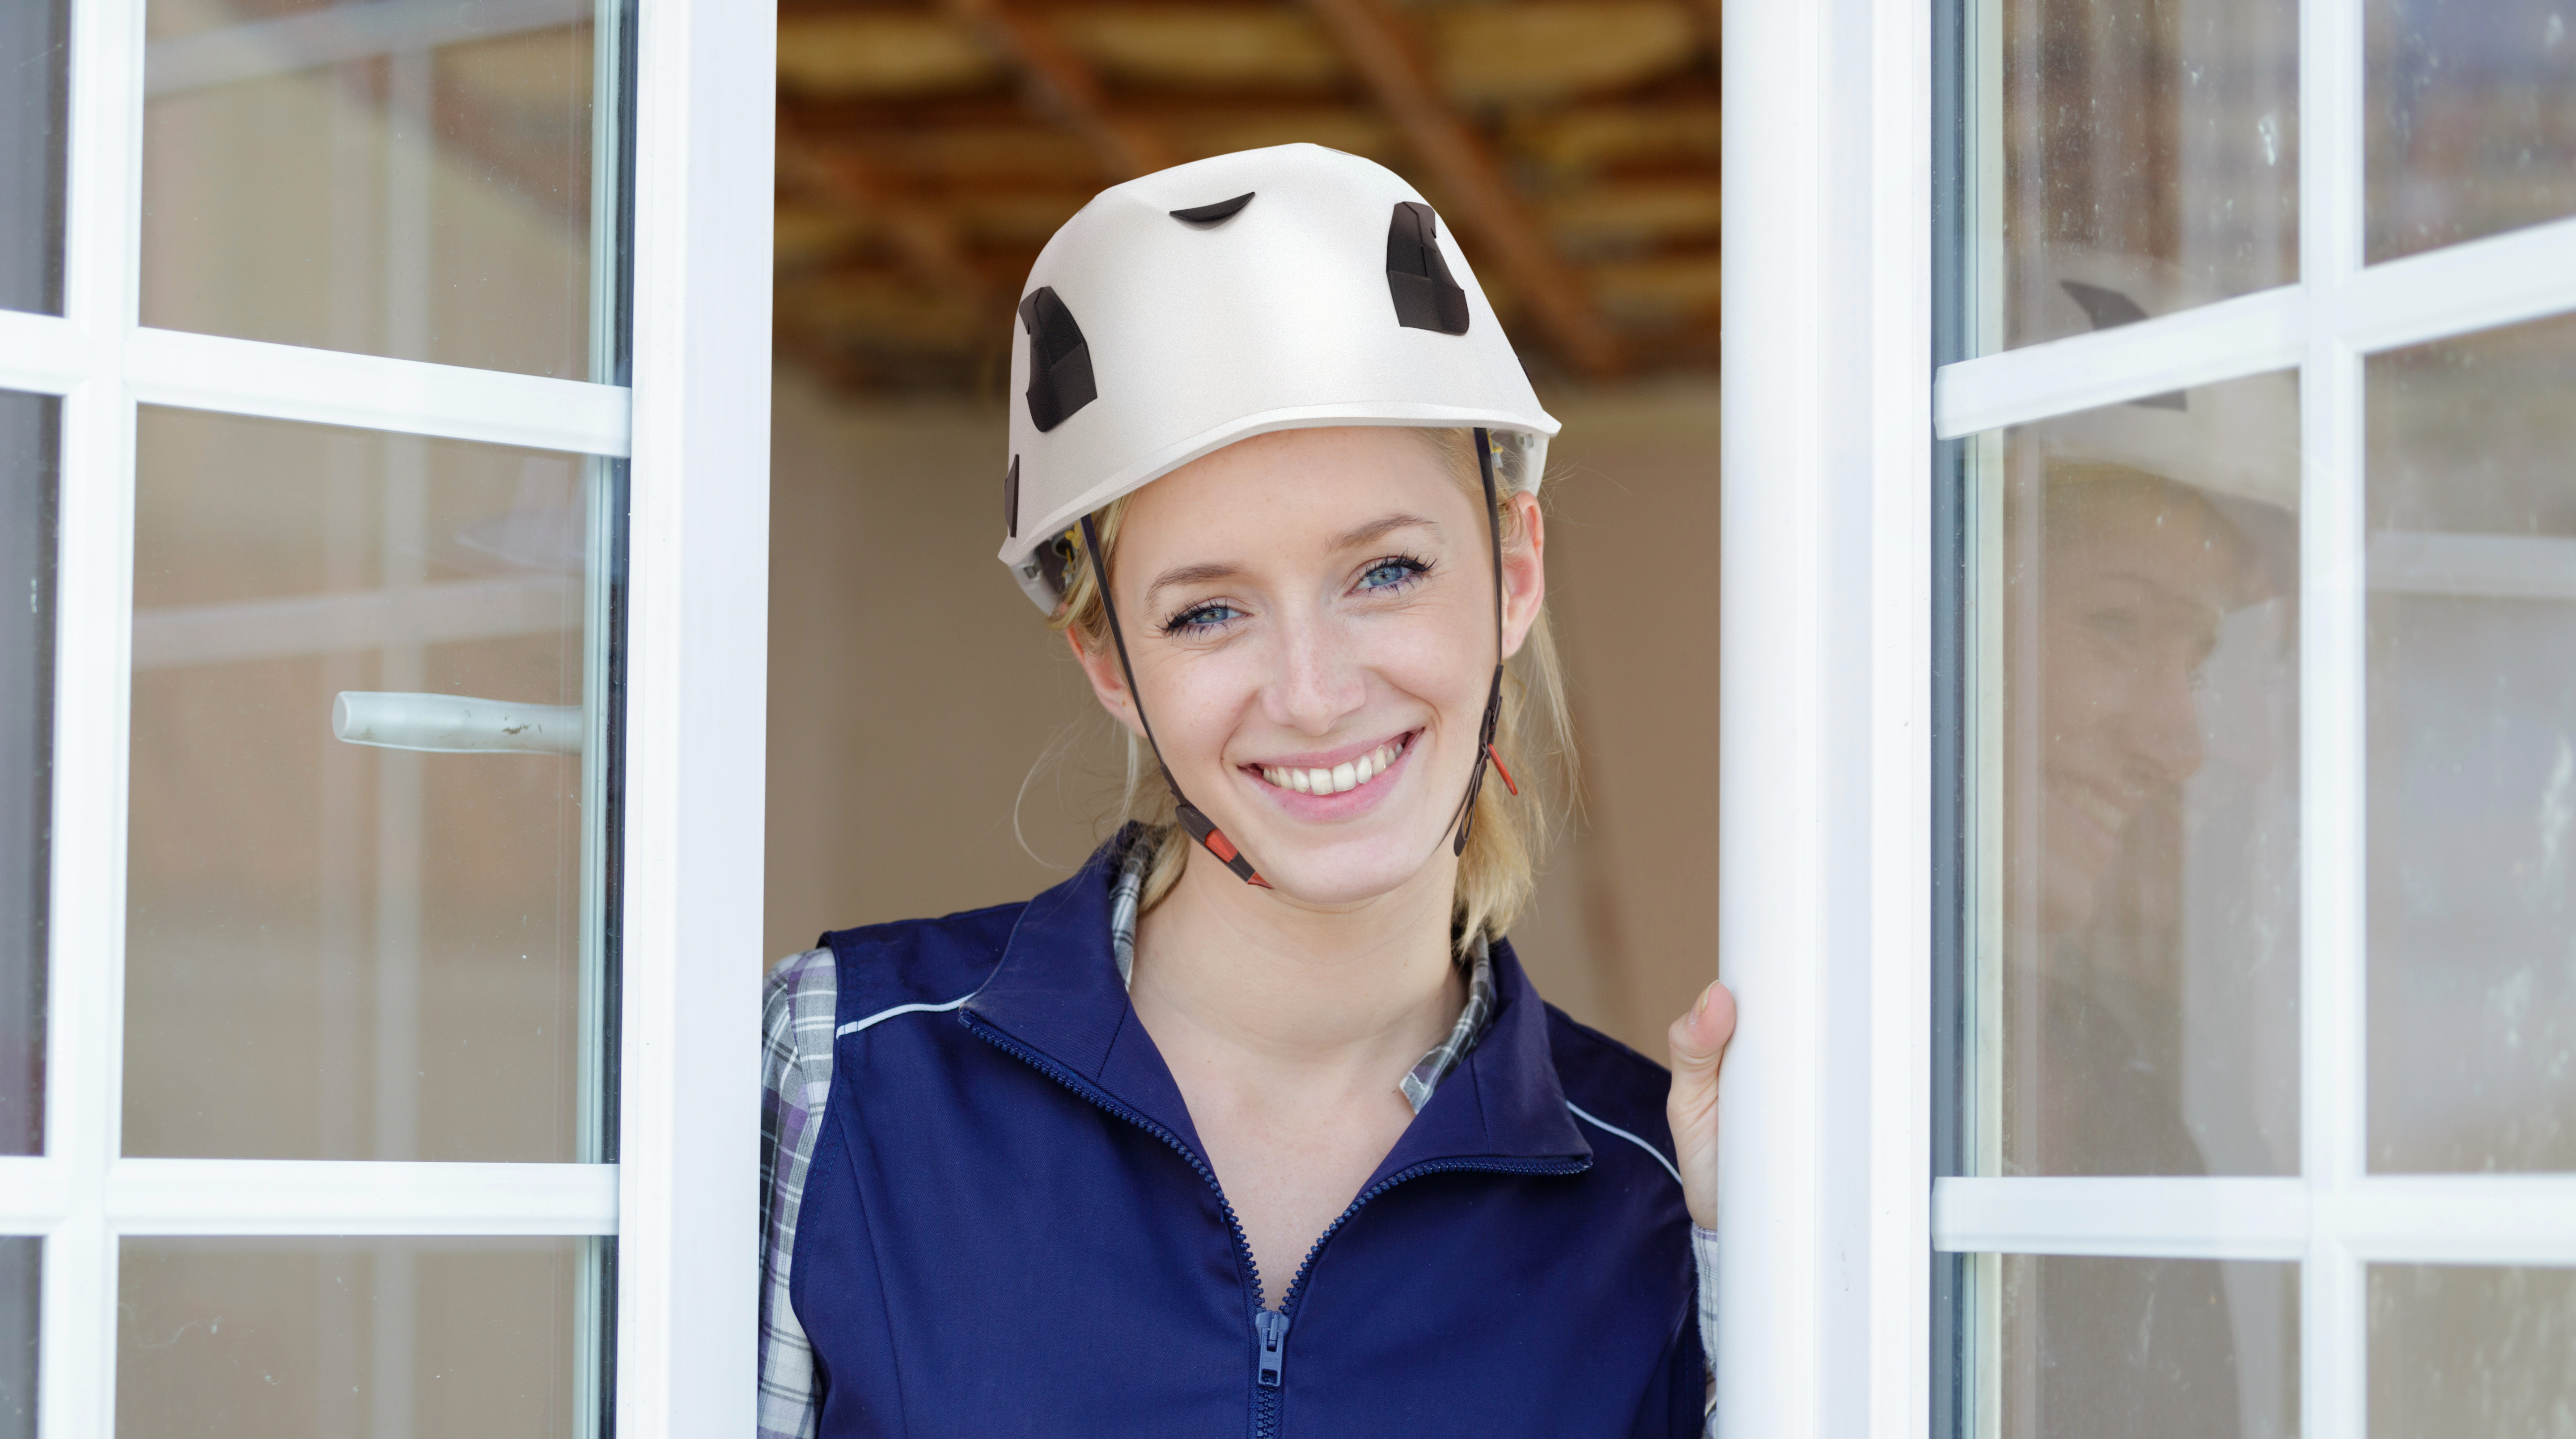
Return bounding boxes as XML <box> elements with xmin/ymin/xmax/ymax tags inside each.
<box><xmin>1566</xmin><ymin>1102</ymin><xmax>1684</xmax><ymax>1190</ymax></box>
<box><xmin>835</xmin><ymin>992</ymin><xmax>979</xmax><ymax>1038</ymax></box>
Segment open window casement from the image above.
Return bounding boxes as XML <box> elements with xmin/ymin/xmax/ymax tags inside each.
<box><xmin>1722</xmin><ymin>0</ymin><xmax>2576</xmax><ymax>1435</ymax></box>
<box><xmin>0</xmin><ymin>0</ymin><xmax>769</xmax><ymax>1430</ymax></box>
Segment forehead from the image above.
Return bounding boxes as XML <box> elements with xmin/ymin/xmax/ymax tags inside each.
<box><xmin>2040</xmin><ymin>478</ymin><xmax>2253</xmax><ymax>601</ymax></box>
<box><xmin>1122</xmin><ymin>426</ymin><xmax>1467</xmax><ymax>542</ymax></box>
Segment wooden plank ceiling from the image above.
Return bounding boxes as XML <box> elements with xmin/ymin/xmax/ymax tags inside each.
<box><xmin>775</xmin><ymin>0</ymin><xmax>1724</xmax><ymax>392</ymax></box>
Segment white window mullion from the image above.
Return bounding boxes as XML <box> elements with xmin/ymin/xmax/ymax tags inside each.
<box><xmin>614</xmin><ymin>0</ymin><xmax>774</xmax><ymax>1429</ymax></box>
<box><xmin>119</xmin><ymin>328</ymin><xmax>634</xmax><ymax>457</ymax></box>
<box><xmin>0</xmin><ymin>312</ymin><xmax>90</xmax><ymax>398</ymax></box>
<box><xmin>1934</xmin><ymin>1175</ymin><xmax>2576</xmax><ymax>1264</ymax></box>
<box><xmin>2299</xmin><ymin>0</ymin><xmax>2370</xmax><ymax>1431</ymax></box>
<box><xmin>100</xmin><ymin>1160</ymin><xmax>620</xmax><ymax>1236</ymax></box>
<box><xmin>43</xmin><ymin>0</ymin><xmax>145</xmax><ymax>1433</ymax></box>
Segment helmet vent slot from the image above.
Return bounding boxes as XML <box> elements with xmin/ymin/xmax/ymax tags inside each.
<box><xmin>1004</xmin><ymin>454</ymin><xmax>1020</xmax><ymax>537</ymax></box>
<box><xmin>2059</xmin><ymin>279</ymin><xmax>2186</xmax><ymax>410</ymax></box>
<box><xmin>1385</xmin><ymin>201</ymin><xmax>1470</xmax><ymax>336</ymax></box>
<box><xmin>1018</xmin><ymin>286</ymin><xmax>1099</xmax><ymax>432</ymax></box>
<box><xmin>1169</xmin><ymin>191</ymin><xmax>1254</xmax><ymax>226</ymax></box>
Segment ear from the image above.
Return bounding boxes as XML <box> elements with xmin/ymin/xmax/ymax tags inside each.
<box><xmin>1498</xmin><ymin>489</ymin><xmax>1547</xmax><ymax>660</ymax></box>
<box><xmin>1065</xmin><ymin>626</ymin><xmax>1147</xmax><ymax>738</ymax></box>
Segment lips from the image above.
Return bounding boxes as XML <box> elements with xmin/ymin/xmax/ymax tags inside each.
<box><xmin>1251</xmin><ymin>733</ymin><xmax>1412</xmax><ymax>796</ymax></box>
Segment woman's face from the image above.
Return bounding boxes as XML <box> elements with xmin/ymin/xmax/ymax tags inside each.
<box><xmin>2010</xmin><ymin>477</ymin><xmax>2250</xmax><ymax>935</ymax></box>
<box><xmin>1072</xmin><ymin>426</ymin><xmax>1546</xmax><ymax>908</ymax></box>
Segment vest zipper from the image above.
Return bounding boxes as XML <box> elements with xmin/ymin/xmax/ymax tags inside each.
<box><xmin>963</xmin><ymin>1009</ymin><xmax>1590</xmax><ymax>1439</ymax></box>
<box><xmin>958</xmin><ymin>1014</ymin><xmax>1280</xmax><ymax>1431</ymax></box>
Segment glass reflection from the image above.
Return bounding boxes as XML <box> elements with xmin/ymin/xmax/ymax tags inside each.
<box><xmin>1978</xmin><ymin>0</ymin><xmax>2298</xmax><ymax>354</ymax></box>
<box><xmin>1992</xmin><ymin>1254</ymin><xmax>2298</xmax><ymax>1439</ymax></box>
<box><xmin>2368</xmin><ymin>0</ymin><xmax>2576</xmax><ymax>263</ymax></box>
<box><xmin>140</xmin><ymin>0</ymin><xmax>618</xmax><ymax>379</ymax></box>
<box><xmin>2368</xmin><ymin>312</ymin><xmax>2576</xmax><ymax>1173</ymax></box>
<box><xmin>117</xmin><ymin>1236</ymin><xmax>605</xmax><ymax>1439</ymax></box>
<box><xmin>0</xmin><ymin>1236</ymin><xmax>31</xmax><ymax>1439</ymax></box>
<box><xmin>2368</xmin><ymin>1264</ymin><xmax>2576</xmax><ymax>1438</ymax></box>
<box><xmin>0</xmin><ymin>0</ymin><xmax>68</xmax><ymax>314</ymax></box>
<box><xmin>0</xmin><ymin>392</ymin><xmax>56</xmax><ymax>1158</ymax></box>
<box><xmin>1977</xmin><ymin>364</ymin><xmax>2301</xmax><ymax>1178</ymax></box>
<box><xmin>124</xmin><ymin>407</ymin><xmax>619</xmax><ymax>1163</ymax></box>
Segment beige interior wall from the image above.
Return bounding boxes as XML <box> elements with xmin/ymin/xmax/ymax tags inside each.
<box><xmin>766</xmin><ymin>369</ymin><xmax>1720</xmax><ymax>1058</ymax></box>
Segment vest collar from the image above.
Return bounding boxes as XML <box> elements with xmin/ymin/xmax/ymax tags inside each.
<box><xmin>962</xmin><ymin>838</ymin><xmax>1592</xmax><ymax>1176</ymax></box>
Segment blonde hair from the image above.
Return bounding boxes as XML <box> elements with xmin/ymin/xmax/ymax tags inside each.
<box><xmin>1045</xmin><ymin>427</ymin><xmax>1574</xmax><ymax>953</ymax></box>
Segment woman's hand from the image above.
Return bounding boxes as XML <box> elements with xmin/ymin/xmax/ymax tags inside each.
<box><xmin>1665</xmin><ymin>979</ymin><xmax>1736</xmax><ymax>1231</ymax></box>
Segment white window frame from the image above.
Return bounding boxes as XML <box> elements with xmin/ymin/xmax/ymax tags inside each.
<box><xmin>0</xmin><ymin>0</ymin><xmax>771</xmax><ymax>1430</ymax></box>
<box><xmin>1717</xmin><ymin>0</ymin><xmax>2576</xmax><ymax>1436</ymax></box>
<box><xmin>1715</xmin><ymin>0</ymin><xmax>1935</xmax><ymax>1434</ymax></box>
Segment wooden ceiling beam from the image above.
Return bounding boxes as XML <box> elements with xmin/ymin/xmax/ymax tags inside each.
<box><xmin>777</xmin><ymin>118</ymin><xmax>990</xmax><ymax>300</ymax></box>
<box><xmin>1304</xmin><ymin>0</ymin><xmax>1626</xmax><ymax>375</ymax></box>
<box><xmin>937</xmin><ymin>0</ymin><xmax>1173</xmax><ymax>180</ymax></box>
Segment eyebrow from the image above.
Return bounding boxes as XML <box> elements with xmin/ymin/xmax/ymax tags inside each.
<box><xmin>1331</xmin><ymin>512</ymin><xmax>1443</xmax><ymax>551</ymax></box>
<box><xmin>2089</xmin><ymin>569</ymin><xmax>2228</xmax><ymax>626</ymax></box>
<box><xmin>1139</xmin><ymin>513</ymin><xmax>1445</xmax><ymax>610</ymax></box>
<box><xmin>1143</xmin><ymin>561</ymin><xmax>1243</xmax><ymax>610</ymax></box>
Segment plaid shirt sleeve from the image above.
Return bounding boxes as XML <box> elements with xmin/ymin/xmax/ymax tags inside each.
<box><xmin>759</xmin><ymin>949</ymin><xmax>842</xmax><ymax>1439</ymax></box>
<box><xmin>1694</xmin><ymin>1224</ymin><xmax>1718</xmax><ymax>1434</ymax></box>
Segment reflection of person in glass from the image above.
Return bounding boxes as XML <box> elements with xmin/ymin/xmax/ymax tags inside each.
<box><xmin>1999</xmin><ymin>262</ymin><xmax>2299</xmax><ymax>1439</ymax></box>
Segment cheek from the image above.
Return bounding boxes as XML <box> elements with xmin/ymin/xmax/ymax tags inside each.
<box><xmin>1359</xmin><ymin>605</ymin><xmax>1495</xmax><ymax>711</ymax></box>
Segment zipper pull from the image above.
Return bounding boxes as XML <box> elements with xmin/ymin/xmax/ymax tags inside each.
<box><xmin>1254</xmin><ymin>1307</ymin><xmax>1290</xmax><ymax>1387</ymax></box>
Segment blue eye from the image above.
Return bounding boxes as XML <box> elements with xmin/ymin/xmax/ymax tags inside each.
<box><xmin>1360</xmin><ymin>555</ymin><xmax>1432</xmax><ymax>593</ymax></box>
<box><xmin>1160</xmin><ymin>602</ymin><xmax>1240</xmax><ymax>637</ymax></box>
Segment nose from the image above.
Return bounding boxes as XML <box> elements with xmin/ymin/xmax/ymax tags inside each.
<box><xmin>1261</xmin><ymin>605</ymin><xmax>1368</xmax><ymax>736</ymax></box>
<box><xmin>2115</xmin><ymin>649</ymin><xmax>2206</xmax><ymax>787</ymax></box>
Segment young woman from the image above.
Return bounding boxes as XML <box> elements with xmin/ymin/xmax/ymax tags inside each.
<box><xmin>759</xmin><ymin>144</ymin><xmax>1735</xmax><ymax>1438</ymax></box>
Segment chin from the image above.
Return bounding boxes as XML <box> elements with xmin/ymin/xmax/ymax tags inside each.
<box><xmin>1231</xmin><ymin>822</ymin><xmax>1447</xmax><ymax>908</ymax></box>
<box><xmin>2037</xmin><ymin>870</ymin><xmax>2100</xmax><ymax>937</ymax></box>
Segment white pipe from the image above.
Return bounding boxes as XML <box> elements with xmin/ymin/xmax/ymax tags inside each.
<box><xmin>332</xmin><ymin>691</ymin><xmax>583</xmax><ymax>755</ymax></box>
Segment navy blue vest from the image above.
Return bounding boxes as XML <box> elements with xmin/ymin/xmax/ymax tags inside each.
<box><xmin>792</xmin><ymin>848</ymin><xmax>1701</xmax><ymax>1436</ymax></box>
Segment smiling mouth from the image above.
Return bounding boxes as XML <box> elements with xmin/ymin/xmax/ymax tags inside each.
<box><xmin>1254</xmin><ymin>734</ymin><xmax>1413</xmax><ymax>796</ymax></box>
<box><xmin>2052</xmin><ymin>775</ymin><xmax>2135</xmax><ymax>842</ymax></box>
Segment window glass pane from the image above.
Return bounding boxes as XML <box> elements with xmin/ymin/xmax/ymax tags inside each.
<box><xmin>1965</xmin><ymin>373</ymin><xmax>2302</xmax><ymax>1177</ymax></box>
<box><xmin>1970</xmin><ymin>0</ymin><xmax>2298</xmax><ymax>355</ymax></box>
<box><xmin>123</xmin><ymin>406</ymin><xmax>621</xmax><ymax>1162</ymax></box>
<box><xmin>2367</xmin><ymin>312</ymin><xmax>2576</xmax><ymax>1173</ymax></box>
<box><xmin>0</xmin><ymin>0</ymin><xmax>67</xmax><ymax>315</ymax></box>
<box><xmin>2368</xmin><ymin>1264</ymin><xmax>2576</xmax><ymax>1438</ymax></box>
<box><xmin>116</xmin><ymin>1236</ymin><xmax>606</xmax><ymax>1439</ymax></box>
<box><xmin>2367</xmin><ymin>0</ymin><xmax>2576</xmax><ymax>264</ymax></box>
<box><xmin>0</xmin><ymin>391</ymin><xmax>56</xmax><ymax>1158</ymax></box>
<box><xmin>0</xmin><ymin>1236</ymin><xmax>32</xmax><ymax>1439</ymax></box>
<box><xmin>1982</xmin><ymin>1254</ymin><xmax>2299</xmax><ymax>1439</ymax></box>
<box><xmin>140</xmin><ymin>0</ymin><xmax>623</xmax><ymax>380</ymax></box>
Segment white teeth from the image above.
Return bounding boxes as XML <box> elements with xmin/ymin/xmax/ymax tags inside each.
<box><xmin>1259</xmin><ymin>735</ymin><xmax>1411</xmax><ymax>794</ymax></box>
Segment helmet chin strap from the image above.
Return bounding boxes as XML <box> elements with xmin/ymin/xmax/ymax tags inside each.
<box><xmin>1076</xmin><ymin>427</ymin><xmax>1515</xmax><ymax>890</ymax></box>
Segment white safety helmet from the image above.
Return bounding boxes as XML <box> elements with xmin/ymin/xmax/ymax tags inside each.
<box><xmin>996</xmin><ymin>142</ymin><xmax>1560</xmax><ymax>612</ymax></box>
<box><xmin>996</xmin><ymin>144</ymin><xmax>1553</xmax><ymax>886</ymax></box>
<box><xmin>2017</xmin><ymin>248</ymin><xmax>2299</xmax><ymax>513</ymax></box>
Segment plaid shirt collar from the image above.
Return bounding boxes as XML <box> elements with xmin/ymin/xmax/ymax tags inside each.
<box><xmin>1108</xmin><ymin>829</ymin><xmax>1494</xmax><ymax>1116</ymax></box>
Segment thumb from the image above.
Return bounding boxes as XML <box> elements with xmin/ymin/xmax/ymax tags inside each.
<box><xmin>1668</xmin><ymin>978</ymin><xmax>1735</xmax><ymax>1079</ymax></box>
<box><xmin>1665</xmin><ymin>979</ymin><xmax>1735</xmax><ymax>1230</ymax></box>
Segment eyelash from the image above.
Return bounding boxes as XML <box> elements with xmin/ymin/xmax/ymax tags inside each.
<box><xmin>1154</xmin><ymin>554</ymin><xmax>1436</xmax><ymax>637</ymax></box>
<box><xmin>1358</xmin><ymin>553</ymin><xmax>1434</xmax><ymax>594</ymax></box>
